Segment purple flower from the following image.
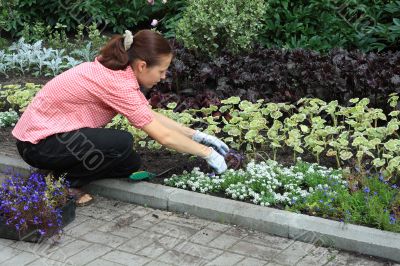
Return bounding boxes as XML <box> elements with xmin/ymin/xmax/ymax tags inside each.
<box><xmin>391</xmin><ymin>184</ymin><xmax>398</xmax><ymax>189</ymax></box>
<box><xmin>390</xmin><ymin>214</ymin><xmax>396</xmax><ymax>225</ymax></box>
<box><xmin>38</xmin><ymin>229</ymin><xmax>45</xmax><ymax>235</ymax></box>
<box><xmin>363</xmin><ymin>187</ymin><xmax>370</xmax><ymax>193</ymax></box>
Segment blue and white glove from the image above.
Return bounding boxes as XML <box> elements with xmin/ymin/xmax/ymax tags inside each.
<box><xmin>203</xmin><ymin>147</ymin><xmax>228</xmax><ymax>174</ymax></box>
<box><xmin>192</xmin><ymin>130</ymin><xmax>229</xmax><ymax>156</ymax></box>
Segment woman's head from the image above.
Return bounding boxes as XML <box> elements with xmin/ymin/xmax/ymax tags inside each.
<box><xmin>98</xmin><ymin>29</ymin><xmax>173</xmax><ymax>89</ymax></box>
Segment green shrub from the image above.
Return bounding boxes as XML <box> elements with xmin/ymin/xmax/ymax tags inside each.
<box><xmin>175</xmin><ymin>0</ymin><xmax>267</xmax><ymax>58</ymax></box>
<box><xmin>258</xmin><ymin>0</ymin><xmax>400</xmax><ymax>52</ymax></box>
<box><xmin>0</xmin><ymin>0</ymin><xmax>185</xmax><ymax>39</ymax></box>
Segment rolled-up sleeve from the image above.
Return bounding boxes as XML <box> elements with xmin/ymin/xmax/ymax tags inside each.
<box><xmin>100</xmin><ymin>83</ymin><xmax>154</xmax><ymax>128</ymax></box>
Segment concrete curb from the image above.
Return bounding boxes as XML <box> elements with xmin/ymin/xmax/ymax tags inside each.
<box><xmin>1</xmin><ymin>155</ymin><xmax>400</xmax><ymax>262</ymax></box>
<box><xmin>0</xmin><ymin>153</ymin><xmax>33</xmax><ymax>177</ymax></box>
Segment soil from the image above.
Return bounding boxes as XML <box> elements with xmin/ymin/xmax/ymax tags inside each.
<box><xmin>0</xmin><ymin>75</ymin><xmax>52</xmax><ymax>86</ymax></box>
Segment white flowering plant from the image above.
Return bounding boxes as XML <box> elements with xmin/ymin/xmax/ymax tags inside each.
<box><xmin>0</xmin><ymin>109</ymin><xmax>18</xmax><ymax>128</ymax></box>
<box><xmin>165</xmin><ymin>157</ymin><xmax>400</xmax><ymax>232</ymax></box>
<box><xmin>165</xmin><ymin>158</ymin><xmax>344</xmax><ymax>208</ymax></box>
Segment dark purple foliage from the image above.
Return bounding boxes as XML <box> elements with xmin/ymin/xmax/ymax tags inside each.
<box><xmin>150</xmin><ymin>41</ymin><xmax>400</xmax><ymax>112</ymax></box>
<box><xmin>225</xmin><ymin>149</ymin><xmax>244</xmax><ymax>170</ymax></box>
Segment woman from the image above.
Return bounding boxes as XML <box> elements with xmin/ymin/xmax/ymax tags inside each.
<box><xmin>12</xmin><ymin>30</ymin><xmax>229</xmax><ymax>206</ymax></box>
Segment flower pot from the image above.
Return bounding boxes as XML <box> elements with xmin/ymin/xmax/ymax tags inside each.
<box><xmin>0</xmin><ymin>199</ymin><xmax>76</xmax><ymax>243</ymax></box>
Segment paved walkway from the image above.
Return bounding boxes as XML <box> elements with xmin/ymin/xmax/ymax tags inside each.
<box><xmin>0</xmin><ymin>196</ymin><xmax>395</xmax><ymax>266</ymax></box>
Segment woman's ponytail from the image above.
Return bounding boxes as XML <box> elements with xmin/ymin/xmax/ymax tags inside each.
<box><xmin>98</xmin><ymin>36</ymin><xmax>130</xmax><ymax>70</ymax></box>
<box><xmin>98</xmin><ymin>29</ymin><xmax>172</xmax><ymax>71</ymax></box>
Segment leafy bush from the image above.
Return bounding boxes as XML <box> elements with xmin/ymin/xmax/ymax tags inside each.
<box><xmin>0</xmin><ymin>0</ymin><xmax>182</xmax><ymax>38</ymax></box>
<box><xmin>0</xmin><ymin>38</ymin><xmax>102</xmax><ymax>77</ymax></box>
<box><xmin>153</xmin><ymin>44</ymin><xmax>400</xmax><ymax>111</ymax></box>
<box><xmin>258</xmin><ymin>0</ymin><xmax>400</xmax><ymax>52</ymax></box>
<box><xmin>175</xmin><ymin>0</ymin><xmax>267</xmax><ymax>57</ymax></box>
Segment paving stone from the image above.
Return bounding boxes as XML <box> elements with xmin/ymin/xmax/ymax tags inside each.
<box><xmin>90</xmin><ymin>197</ymin><xmax>135</xmax><ymax>212</ymax></box>
<box><xmin>242</xmin><ymin>232</ymin><xmax>293</xmax><ymax>250</ymax></box>
<box><xmin>1</xmin><ymin>251</ymin><xmax>38</xmax><ymax>265</ymax></box>
<box><xmin>0</xmin><ymin>238</ymin><xmax>16</xmax><ymax>247</ymax></box>
<box><xmin>0</xmin><ymin>246</ymin><xmax>21</xmax><ymax>263</ymax></box>
<box><xmin>205</xmin><ymin>221</ymin><xmax>232</xmax><ymax>232</ymax></box>
<box><xmin>324</xmin><ymin>251</ymin><xmax>352</xmax><ymax>266</ymax></box>
<box><xmin>28</xmin><ymin>257</ymin><xmax>74</xmax><ymax>266</ymax></box>
<box><xmin>148</xmin><ymin>220</ymin><xmax>198</xmax><ymax>239</ymax></box>
<box><xmin>85</xmin><ymin>258</ymin><xmax>124</xmax><ymax>266</ymax></box>
<box><xmin>225</xmin><ymin>226</ymin><xmax>251</xmax><ymax>238</ymax></box>
<box><xmin>11</xmin><ymin>239</ymin><xmax>61</xmax><ymax>256</ymax></box>
<box><xmin>295</xmin><ymin>246</ymin><xmax>339</xmax><ymax>266</ymax></box>
<box><xmin>130</xmin><ymin>214</ymin><xmax>163</xmax><ymax>230</ymax></box>
<box><xmin>47</xmin><ymin>239</ymin><xmax>92</xmax><ymax>262</ymax></box>
<box><xmin>188</xmin><ymin>228</ymin><xmax>223</xmax><ymax>245</ymax></box>
<box><xmin>63</xmin><ymin>215</ymin><xmax>88</xmax><ymax>231</ymax></box>
<box><xmin>235</xmin><ymin>257</ymin><xmax>267</xmax><ymax>266</ymax></box>
<box><xmin>144</xmin><ymin>260</ymin><xmax>174</xmax><ymax>266</ymax></box>
<box><xmin>174</xmin><ymin>241</ymin><xmax>224</xmax><ymax>260</ymax></box>
<box><xmin>80</xmin><ymin>230</ymin><xmax>128</xmax><ymax>248</ymax></box>
<box><xmin>136</xmin><ymin>235</ymin><xmax>184</xmax><ymax>259</ymax></box>
<box><xmin>228</xmin><ymin>240</ymin><xmax>280</xmax><ymax>261</ymax></box>
<box><xmin>102</xmin><ymin>250</ymin><xmax>151</xmax><ymax>265</ymax></box>
<box><xmin>117</xmin><ymin>232</ymin><xmax>161</xmax><ymax>253</ymax></box>
<box><xmin>64</xmin><ymin>218</ymin><xmax>104</xmax><ymax>237</ymax></box>
<box><xmin>67</xmin><ymin>243</ymin><xmax>113</xmax><ymax>265</ymax></box>
<box><xmin>270</xmin><ymin>241</ymin><xmax>317</xmax><ymax>265</ymax></box>
<box><xmin>165</xmin><ymin>214</ymin><xmax>211</xmax><ymax>230</ymax></box>
<box><xmin>205</xmin><ymin>252</ymin><xmax>245</xmax><ymax>265</ymax></box>
<box><xmin>76</xmin><ymin>204</ymin><xmax>127</xmax><ymax>222</ymax></box>
<box><xmin>208</xmin><ymin>233</ymin><xmax>242</xmax><ymax>250</ymax></box>
<box><xmin>346</xmin><ymin>255</ymin><xmax>387</xmax><ymax>266</ymax></box>
<box><xmin>50</xmin><ymin>234</ymin><xmax>76</xmax><ymax>247</ymax></box>
<box><xmin>157</xmin><ymin>250</ymin><xmax>208</xmax><ymax>266</ymax></box>
<box><xmin>130</xmin><ymin>206</ymin><xmax>154</xmax><ymax>217</ymax></box>
<box><xmin>98</xmin><ymin>221</ymin><xmax>144</xmax><ymax>239</ymax></box>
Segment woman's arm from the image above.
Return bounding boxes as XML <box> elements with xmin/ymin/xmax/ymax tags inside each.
<box><xmin>142</xmin><ymin>118</ymin><xmax>210</xmax><ymax>158</ymax></box>
<box><xmin>152</xmin><ymin>110</ymin><xmax>196</xmax><ymax>139</ymax></box>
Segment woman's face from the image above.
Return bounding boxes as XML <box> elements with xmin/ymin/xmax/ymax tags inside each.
<box><xmin>133</xmin><ymin>54</ymin><xmax>173</xmax><ymax>90</ymax></box>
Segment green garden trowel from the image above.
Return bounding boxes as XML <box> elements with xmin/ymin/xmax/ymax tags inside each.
<box><xmin>129</xmin><ymin>167</ymin><xmax>175</xmax><ymax>181</ymax></box>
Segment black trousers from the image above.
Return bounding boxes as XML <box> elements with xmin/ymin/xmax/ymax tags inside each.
<box><xmin>16</xmin><ymin>128</ymin><xmax>141</xmax><ymax>188</ymax></box>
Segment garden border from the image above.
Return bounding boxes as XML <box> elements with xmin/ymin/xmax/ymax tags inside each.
<box><xmin>1</xmin><ymin>153</ymin><xmax>399</xmax><ymax>263</ymax></box>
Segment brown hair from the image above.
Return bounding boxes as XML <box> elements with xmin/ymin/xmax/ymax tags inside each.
<box><xmin>98</xmin><ymin>30</ymin><xmax>173</xmax><ymax>70</ymax></box>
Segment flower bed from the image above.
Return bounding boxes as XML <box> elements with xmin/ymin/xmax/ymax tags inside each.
<box><xmin>164</xmin><ymin>158</ymin><xmax>400</xmax><ymax>233</ymax></box>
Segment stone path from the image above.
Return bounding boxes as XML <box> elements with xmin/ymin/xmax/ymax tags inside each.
<box><xmin>0</xmin><ymin>196</ymin><xmax>395</xmax><ymax>266</ymax></box>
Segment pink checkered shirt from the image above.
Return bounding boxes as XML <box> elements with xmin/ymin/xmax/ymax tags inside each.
<box><xmin>12</xmin><ymin>57</ymin><xmax>154</xmax><ymax>144</ymax></box>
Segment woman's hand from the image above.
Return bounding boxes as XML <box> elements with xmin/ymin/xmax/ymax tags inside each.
<box><xmin>203</xmin><ymin>147</ymin><xmax>228</xmax><ymax>174</ymax></box>
<box><xmin>192</xmin><ymin>130</ymin><xmax>229</xmax><ymax>156</ymax></box>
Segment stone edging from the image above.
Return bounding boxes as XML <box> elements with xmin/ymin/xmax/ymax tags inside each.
<box><xmin>1</xmin><ymin>153</ymin><xmax>399</xmax><ymax>263</ymax></box>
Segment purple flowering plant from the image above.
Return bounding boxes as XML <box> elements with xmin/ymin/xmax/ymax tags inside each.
<box><xmin>0</xmin><ymin>172</ymin><xmax>70</xmax><ymax>237</ymax></box>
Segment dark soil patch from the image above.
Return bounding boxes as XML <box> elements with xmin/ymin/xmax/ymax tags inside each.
<box><xmin>0</xmin><ymin>127</ymin><xmax>18</xmax><ymax>157</ymax></box>
<box><xmin>0</xmin><ymin>75</ymin><xmax>51</xmax><ymax>86</ymax></box>
<box><xmin>138</xmin><ymin>148</ymin><xmax>210</xmax><ymax>184</ymax></box>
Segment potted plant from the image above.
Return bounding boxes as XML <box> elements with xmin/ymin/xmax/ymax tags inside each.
<box><xmin>0</xmin><ymin>172</ymin><xmax>75</xmax><ymax>243</ymax></box>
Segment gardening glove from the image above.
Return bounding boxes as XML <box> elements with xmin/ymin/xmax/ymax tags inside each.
<box><xmin>192</xmin><ymin>130</ymin><xmax>229</xmax><ymax>156</ymax></box>
<box><xmin>203</xmin><ymin>147</ymin><xmax>228</xmax><ymax>174</ymax></box>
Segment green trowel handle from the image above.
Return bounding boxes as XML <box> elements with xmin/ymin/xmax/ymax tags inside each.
<box><xmin>129</xmin><ymin>171</ymin><xmax>156</xmax><ymax>181</ymax></box>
